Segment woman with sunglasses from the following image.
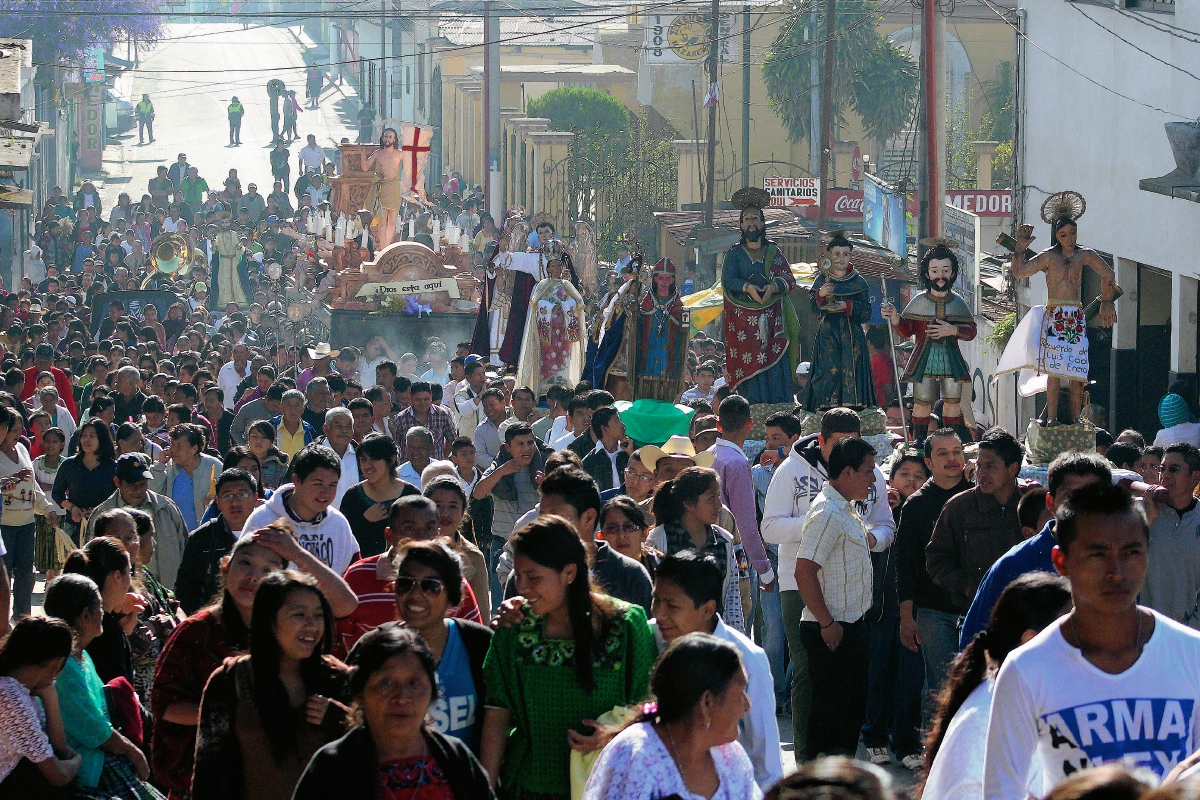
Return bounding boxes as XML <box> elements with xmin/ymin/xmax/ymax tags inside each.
<box><xmin>393</xmin><ymin>540</ymin><xmax>492</xmax><ymax>754</ymax></box>
<box><xmin>338</xmin><ymin>496</ymin><xmax>481</xmax><ymax>653</ymax></box>
<box><xmin>599</xmin><ymin>496</ymin><xmax>660</xmax><ymax>582</ymax></box>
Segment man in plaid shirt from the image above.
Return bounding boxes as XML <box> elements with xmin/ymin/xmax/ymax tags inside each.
<box><xmin>391</xmin><ymin>381</ymin><xmax>458</xmax><ymax>460</ymax></box>
<box><xmin>795</xmin><ymin>436</ymin><xmax>880</xmax><ymax>758</ymax></box>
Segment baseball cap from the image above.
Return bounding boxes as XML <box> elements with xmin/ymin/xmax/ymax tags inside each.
<box><xmin>797</xmin><ymin>361</ymin><xmax>811</xmax><ymax>376</ymax></box>
<box><xmin>115</xmin><ymin>453</ymin><xmax>155</xmax><ymax>484</ymax></box>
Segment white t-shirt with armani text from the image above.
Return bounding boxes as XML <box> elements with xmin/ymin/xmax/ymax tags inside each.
<box><xmin>984</xmin><ymin>611</ymin><xmax>1200</xmax><ymax>799</ymax></box>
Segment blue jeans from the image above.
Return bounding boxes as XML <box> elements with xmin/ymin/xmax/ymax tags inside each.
<box><xmin>2</xmin><ymin>523</ymin><xmax>36</xmax><ymax>618</ymax></box>
<box><xmin>861</xmin><ymin>616</ymin><xmax>925</xmax><ymax>757</ymax></box>
<box><xmin>754</xmin><ymin>544</ymin><xmax>789</xmax><ymax>709</ymax></box>
<box><xmin>488</xmin><ymin>535</ymin><xmax>507</xmax><ymax>615</ymax></box>
<box><xmin>916</xmin><ymin>606</ymin><xmax>963</xmax><ymax>725</ymax></box>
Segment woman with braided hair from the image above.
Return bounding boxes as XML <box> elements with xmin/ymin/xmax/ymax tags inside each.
<box><xmin>921</xmin><ymin>571</ymin><xmax>1073</xmax><ymax>800</ymax></box>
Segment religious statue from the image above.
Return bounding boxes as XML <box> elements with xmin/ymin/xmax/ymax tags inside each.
<box><xmin>588</xmin><ymin>238</ymin><xmax>642</xmax><ymax>398</ymax></box>
<box><xmin>995</xmin><ymin>191</ymin><xmax>1117</xmax><ymax>425</ymax></box>
<box><xmin>803</xmin><ymin>232</ymin><xmax>876</xmax><ymax>411</ymax></box>
<box><xmin>471</xmin><ymin>212</ymin><xmax>534</xmax><ymax>365</ymax></box>
<box><xmin>364</xmin><ymin>127</ymin><xmax>403</xmax><ymax>251</ymax></box>
<box><xmin>516</xmin><ymin>243</ymin><xmax>585</xmax><ymax>396</ymax></box>
<box><xmin>881</xmin><ymin>239</ymin><xmax>977</xmax><ymax>442</ymax></box>
<box><xmin>213</xmin><ymin>222</ymin><xmax>251</xmax><ymax>308</ymax></box>
<box><xmin>720</xmin><ymin>187</ymin><xmax>800</xmax><ymax>405</ymax></box>
<box><xmin>627</xmin><ymin>257</ymin><xmax>691</xmax><ymax>402</ymax></box>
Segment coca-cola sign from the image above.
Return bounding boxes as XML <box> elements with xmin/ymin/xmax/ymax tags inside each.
<box><xmin>831</xmin><ymin>191</ymin><xmax>863</xmax><ymax>215</ymax></box>
<box><xmin>803</xmin><ymin>190</ymin><xmax>864</xmax><ymax>219</ymax></box>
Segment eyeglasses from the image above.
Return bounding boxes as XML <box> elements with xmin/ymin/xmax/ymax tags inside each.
<box><xmin>623</xmin><ymin>468</ymin><xmax>654</xmax><ymax>484</ymax></box>
<box><xmin>218</xmin><ymin>491</ymin><xmax>255</xmax><ymax>502</ymax></box>
<box><xmin>602</xmin><ymin>524</ymin><xmax>644</xmax><ymax>536</ymax></box>
<box><xmin>394</xmin><ymin>577</ymin><xmax>445</xmax><ymax>596</ymax></box>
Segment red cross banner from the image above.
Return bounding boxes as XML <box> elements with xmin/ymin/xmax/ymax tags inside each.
<box><xmin>400</xmin><ymin>125</ymin><xmax>434</xmax><ymax>201</ymax></box>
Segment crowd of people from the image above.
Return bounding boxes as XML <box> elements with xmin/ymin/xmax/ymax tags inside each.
<box><xmin>6</xmin><ymin>133</ymin><xmax>1200</xmax><ymax>800</ymax></box>
<box><xmin>0</xmin><ymin>308</ymin><xmax>1195</xmax><ymax>799</ymax></box>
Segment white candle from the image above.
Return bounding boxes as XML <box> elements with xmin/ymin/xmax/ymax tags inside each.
<box><xmin>323</xmin><ymin>210</ymin><xmax>333</xmax><ymax>241</ymax></box>
<box><xmin>432</xmin><ymin>218</ymin><xmax>440</xmax><ymax>251</ymax></box>
<box><xmin>408</xmin><ymin>218</ymin><xmax>415</xmax><ymax>238</ymax></box>
<box><xmin>335</xmin><ymin>214</ymin><xmax>346</xmax><ymax>247</ymax></box>
<box><xmin>361</xmin><ymin>226</ymin><xmax>368</xmax><ymax>249</ymax></box>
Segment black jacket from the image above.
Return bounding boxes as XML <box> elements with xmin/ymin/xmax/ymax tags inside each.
<box><xmin>292</xmin><ymin>724</ymin><xmax>495</xmax><ymax>800</ymax></box>
<box><xmin>175</xmin><ymin>516</ymin><xmax>237</xmax><ymax>615</ymax></box>
<box><xmin>896</xmin><ymin>476</ymin><xmax>973</xmax><ymax>613</ymax></box>
<box><xmin>581</xmin><ymin>447</ymin><xmax>629</xmax><ymax>493</ymax></box>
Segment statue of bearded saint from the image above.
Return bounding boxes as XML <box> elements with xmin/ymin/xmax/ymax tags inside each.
<box><xmin>515</xmin><ymin>250</ymin><xmax>586</xmax><ymax>397</ymax></box>
<box><xmin>882</xmin><ymin>242</ymin><xmax>977</xmax><ymax>443</ymax></box>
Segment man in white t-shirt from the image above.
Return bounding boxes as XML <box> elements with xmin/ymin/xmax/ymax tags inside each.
<box><xmin>298</xmin><ymin>135</ymin><xmax>327</xmax><ymax>175</ymax></box>
<box><xmin>984</xmin><ymin>481</ymin><xmax>1200</xmax><ymax>798</ymax></box>
<box><xmin>239</xmin><ymin>445</ymin><xmax>360</xmax><ymax>575</ymax></box>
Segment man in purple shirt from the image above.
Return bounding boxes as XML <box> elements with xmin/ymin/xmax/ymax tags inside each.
<box><xmin>710</xmin><ymin>395</ymin><xmax>775</xmax><ymax>593</ymax></box>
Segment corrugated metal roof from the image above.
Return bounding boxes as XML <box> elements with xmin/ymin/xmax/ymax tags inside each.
<box><xmin>655</xmin><ymin>208</ymin><xmax>915</xmax><ymax>283</ymax></box>
<box><xmin>0</xmin><ymin>41</ymin><xmax>31</xmax><ymax>97</ymax></box>
<box><xmin>440</xmin><ymin>15</ymin><xmax>597</xmax><ymax>46</ymax></box>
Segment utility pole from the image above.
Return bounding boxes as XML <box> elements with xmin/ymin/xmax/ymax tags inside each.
<box><xmin>380</xmin><ymin>0</ymin><xmax>387</xmax><ymax>120</ymax></box>
<box><xmin>741</xmin><ymin>5</ymin><xmax>751</xmax><ymax>186</ymax></box>
<box><xmin>816</xmin><ymin>0</ymin><xmax>836</xmax><ymax>233</ymax></box>
<box><xmin>702</xmin><ymin>0</ymin><xmax>719</xmax><ymax>229</ymax></box>
<box><xmin>807</xmin><ymin>14</ymin><xmax>819</xmax><ymax>178</ymax></box>
<box><xmin>919</xmin><ymin>0</ymin><xmax>944</xmax><ymax>242</ymax></box>
<box><xmin>484</xmin><ymin>0</ymin><xmax>502</xmax><ymax>222</ymax></box>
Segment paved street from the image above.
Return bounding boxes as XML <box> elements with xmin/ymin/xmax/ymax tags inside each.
<box><xmin>94</xmin><ymin>23</ymin><xmax>361</xmax><ymax>210</ymax></box>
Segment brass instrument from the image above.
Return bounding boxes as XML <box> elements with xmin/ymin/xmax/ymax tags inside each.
<box><xmin>141</xmin><ymin>232</ymin><xmax>196</xmax><ymax>289</ymax></box>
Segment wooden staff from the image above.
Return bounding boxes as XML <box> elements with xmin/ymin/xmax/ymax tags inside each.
<box><xmin>881</xmin><ymin>276</ymin><xmax>910</xmax><ymax>443</ymax></box>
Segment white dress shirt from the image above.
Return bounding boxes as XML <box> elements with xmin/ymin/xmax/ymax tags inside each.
<box><xmin>218</xmin><ymin>361</ymin><xmax>252</xmax><ymax>410</ymax></box>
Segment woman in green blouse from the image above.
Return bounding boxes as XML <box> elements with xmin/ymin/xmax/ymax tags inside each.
<box><xmin>480</xmin><ymin>515</ymin><xmax>657</xmax><ymax>800</ymax></box>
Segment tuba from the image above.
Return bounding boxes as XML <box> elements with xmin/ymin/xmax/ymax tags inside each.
<box><xmin>142</xmin><ymin>232</ymin><xmax>195</xmax><ymax>289</ymax></box>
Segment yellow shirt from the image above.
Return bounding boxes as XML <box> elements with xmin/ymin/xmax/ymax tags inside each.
<box><xmin>279</xmin><ymin>423</ymin><xmax>306</xmax><ymax>459</ymax></box>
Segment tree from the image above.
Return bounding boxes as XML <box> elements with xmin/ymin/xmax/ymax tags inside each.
<box><xmin>946</xmin><ymin>61</ymin><xmax>1015</xmax><ymax>189</ymax></box>
<box><xmin>527</xmin><ymin>87</ymin><xmax>634</xmax><ymax>155</ymax></box>
<box><xmin>0</xmin><ymin>0</ymin><xmax>164</xmax><ymax>64</ymax></box>
<box><xmin>762</xmin><ymin>0</ymin><xmax>918</xmax><ymax>145</ymax></box>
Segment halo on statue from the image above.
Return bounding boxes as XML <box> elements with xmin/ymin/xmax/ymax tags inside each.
<box><xmin>528</xmin><ymin>211</ymin><xmax>555</xmax><ymax>230</ymax></box>
<box><xmin>824</xmin><ymin>229</ymin><xmax>852</xmax><ymax>245</ymax></box>
<box><xmin>731</xmin><ymin>187</ymin><xmax>771</xmax><ymax>211</ymax></box>
<box><xmin>918</xmin><ymin>236</ymin><xmax>959</xmax><ymax>249</ymax></box>
<box><xmin>1040</xmin><ymin>191</ymin><xmax>1086</xmax><ymax>225</ymax></box>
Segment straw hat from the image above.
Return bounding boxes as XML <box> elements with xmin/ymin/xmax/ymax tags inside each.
<box><xmin>639</xmin><ymin>434</ymin><xmax>715</xmax><ymax>471</ymax></box>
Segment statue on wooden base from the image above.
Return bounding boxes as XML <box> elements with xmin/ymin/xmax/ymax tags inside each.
<box><xmin>882</xmin><ymin>239</ymin><xmax>977</xmax><ymax>443</ymax></box>
<box><xmin>994</xmin><ymin>191</ymin><xmax>1118</xmax><ymax>425</ymax></box>
<box><xmin>721</xmin><ymin>188</ymin><xmax>800</xmax><ymax>405</ymax></box>
<box><xmin>803</xmin><ymin>232</ymin><xmax>874</xmax><ymax>411</ymax></box>
<box><xmin>515</xmin><ymin>243</ymin><xmax>585</xmax><ymax>396</ymax></box>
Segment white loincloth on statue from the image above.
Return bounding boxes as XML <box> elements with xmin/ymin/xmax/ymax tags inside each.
<box><xmin>995</xmin><ymin>304</ymin><xmax>1089</xmax><ymax>397</ymax></box>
